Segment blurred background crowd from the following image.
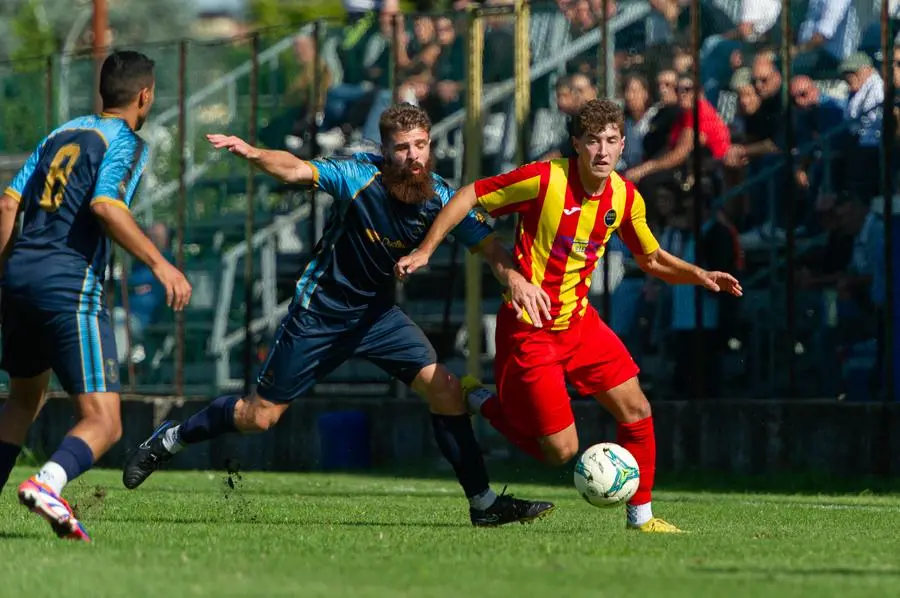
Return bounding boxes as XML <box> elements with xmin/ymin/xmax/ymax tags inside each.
<box><xmin>1</xmin><ymin>0</ymin><xmax>898</xmax><ymax>402</ymax></box>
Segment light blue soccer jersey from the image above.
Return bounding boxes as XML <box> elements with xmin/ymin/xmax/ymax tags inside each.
<box><xmin>2</xmin><ymin>114</ymin><xmax>149</xmax><ymax>311</ymax></box>
<box><xmin>295</xmin><ymin>153</ymin><xmax>493</xmax><ymax>317</ymax></box>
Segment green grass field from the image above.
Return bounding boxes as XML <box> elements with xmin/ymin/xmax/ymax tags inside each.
<box><xmin>2</xmin><ymin>466</ymin><xmax>900</xmax><ymax>597</ymax></box>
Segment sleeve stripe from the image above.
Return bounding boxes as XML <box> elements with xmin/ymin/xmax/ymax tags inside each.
<box><xmin>305</xmin><ymin>161</ymin><xmax>320</xmax><ymax>186</ymax></box>
<box><xmin>466</xmin><ymin>231</ymin><xmax>497</xmax><ymax>254</ymax></box>
<box><xmin>3</xmin><ymin>187</ymin><xmax>21</xmax><ymax>203</ymax></box>
<box><xmin>91</xmin><ymin>196</ymin><xmax>130</xmax><ymax>211</ymax></box>
<box><xmin>619</xmin><ymin>180</ymin><xmax>660</xmax><ymax>255</ymax></box>
<box><xmin>476</xmin><ymin>174</ymin><xmax>542</xmax><ymax>215</ymax></box>
<box><xmin>118</xmin><ymin>137</ymin><xmax>146</xmax><ymax>204</ymax></box>
<box><xmin>617</xmin><ymin>181</ymin><xmax>641</xmax><ymax>253</ymax></box>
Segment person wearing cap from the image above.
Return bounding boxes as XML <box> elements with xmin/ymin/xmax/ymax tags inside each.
<box><xmin>839</xmin><ymin>51</ymin><xmax>884</xmax><ymax>201</ymax></box>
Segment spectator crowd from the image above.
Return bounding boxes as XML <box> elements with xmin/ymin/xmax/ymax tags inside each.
<box><xmin>270</xmin><ymin>0</ymin><xmax>900</xmax><ymax>400</ymax></box>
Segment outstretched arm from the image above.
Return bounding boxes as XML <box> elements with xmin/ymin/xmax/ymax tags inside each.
<box><xmin>618</xmin><ymin>184</ymin><xmax>741</xmax><ymax>296</ymax></box>
<box><xmin>635</xmin><ymin>248</ymin><xmax>743</xmax><ymax>296</ymax></box>
<box><xmin>421</xmin><ymin>184</ymin><xmax>478</xmax><ymax>258</ymax></box>
<box><xmin>395</xmin><ymin>183</ymin><xmax>478</xmax><ymax>278</ymax></box>
<box><xmin>207</xmin><ymin>134</ymin><xmax>316</xmax><ymax>184</ymax></box>
<box><xmin>397</xmin><ymin>161</ymin><xmax>547</xmax><ymax>278</ymax></box>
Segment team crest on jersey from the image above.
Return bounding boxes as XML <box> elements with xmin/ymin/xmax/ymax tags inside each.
<box><xmin>604</xmin><ymin>209</ymin><xmax>617</xmax><ymax>227</ymax></box>
<box><xmin>105</xmin><ymin>359</ymin><xmax>119</xmax><ymax>384</ymax></box>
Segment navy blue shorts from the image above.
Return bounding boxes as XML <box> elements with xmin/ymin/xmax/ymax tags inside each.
<box><xmin>0</xmin><ymin>294</ymin><xmax>121</xmax><ymax>394</ymax></box>
<box><xmin>256</xmin><ymin>304</ymin><xmax>437</xmax><ymax>403</ymax></box>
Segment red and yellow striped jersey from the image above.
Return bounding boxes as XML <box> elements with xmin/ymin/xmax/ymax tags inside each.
<box><xmin>475</xmin><ymin>158</ymin><xmax>659</xmax><ymax>331</ymax></box>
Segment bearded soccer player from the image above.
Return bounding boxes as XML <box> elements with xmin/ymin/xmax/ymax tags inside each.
<box><xmin>396</xmin><ymin>99</ymin><xmax>742</xmax><ymax>532</ymax></box>
<box><xmin>122</xmin><ymin>103</ymin><xmax>553</xmax><ymax>527</ymax></box>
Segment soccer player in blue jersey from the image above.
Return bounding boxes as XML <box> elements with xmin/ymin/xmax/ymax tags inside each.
<box><xmin>123</xmin><ymin>103</ymin><xmax>554</xmax><ymax>527</ymax></box>
<box><xmin>0</xmin><ymin>51</ymin><xmax>192</xmax><ymax>542</ymax></box>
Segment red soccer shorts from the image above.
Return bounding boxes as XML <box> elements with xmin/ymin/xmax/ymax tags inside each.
<box><xmin>493</xmin><ymin>303</ymin><xmax>640</xmax><ymax>438</ymax></box>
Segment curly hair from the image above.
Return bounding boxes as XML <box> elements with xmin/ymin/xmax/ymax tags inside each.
<box><xmin>571</xmin><ymin>99</ymin><xmax>625</xmax><ymax>138</ymax></box>
<box><xmin>379</xmin><ymin>102</ymin><xmax>432</xmax><ymax>143</ymax></box>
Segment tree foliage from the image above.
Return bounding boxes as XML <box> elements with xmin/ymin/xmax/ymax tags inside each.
<box><xmin>247</xmin><ymin>0</ymin><xmax>347</xmax><ymax>29</ymax></box>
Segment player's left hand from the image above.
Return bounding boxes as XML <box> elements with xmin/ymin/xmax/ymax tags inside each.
<box><xmin>699</xmin><ymin>270</ymin><xmax>743</xmax><ymax>297</ymax></box>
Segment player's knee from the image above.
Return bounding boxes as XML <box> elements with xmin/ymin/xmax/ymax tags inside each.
<box><xmin>542</xmin><ymin>439</ymin><xmax>579</xmax><ymax>466</ymax></box>
<box><xmin>239</xmin><ymin>400</ymin><xmax>284</xmax><ymax>433</ymax></box>
<box><xmin>92</xmin><ymin>408</ymin><xmax>122</xmax><ymax>444</ymax></box>
<box><xmin>415</xmin><ymin>364</ymin><xmax>466</xmax><ymax>416</ymax></box>
<box><xmin>250</xmin><ymin>409</ymin><xmax>280</xmax><ymax>432</ymax></box>
<box><xmin>107</xmin><ymin>417</ymin><xmax>124</xmax><ymax>444</ymax></box>
<box><xmin>76</xmin><ymin>392</ymin><xmax>122</xmax><ymax>442</ymax></box>
<box><xmin>603</xmin><ymin>378</ymin><xmax>652</xmax><ymax>423</ymax></box>
<box><xmin>620</xmin><ymin>394</ymin><xmax>651</xmax><ymax>423</ymax></box>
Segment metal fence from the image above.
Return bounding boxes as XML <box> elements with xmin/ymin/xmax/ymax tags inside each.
<box><xmin>0</xmin><ymin>0</ymin><xmax>896</xmax><ymax>407</ymax></box>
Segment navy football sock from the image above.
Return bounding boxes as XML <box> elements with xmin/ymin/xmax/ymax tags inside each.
<box><xmin>430</xmin><ymin>414</ymin><xmax>491</xmax><ymax>500</ymax></box>
<box><xmin>47</xmin><ymin>436</ymin><xmax>95</xmax><ymax>484</ymax></box>
<box><xmin>0</xmin><ymin>441</ymin><xmax>22</xmax><ymax>493</ymax></box>
<box><xmin>178</xmin><ymin>395</ymin><xmax>240</xmax><ymax>444</ymax></box>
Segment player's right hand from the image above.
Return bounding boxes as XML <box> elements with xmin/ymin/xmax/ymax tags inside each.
<box><xmin>152</xmin><ymin>262</ymin><xmax>193</xmax><ymax>311</ymax></box>
<box><xmin>508</xmin><ymin>272</ymin><xmax>552</xmax><ymax>328</ymax></box>
<box><xmin>206</xmin><ymin>134</ymin><xmax>259</xmax><ymax>160</ymax></box>
<box><xmin>395</xmin><ymin>250</ymin><xmax>430</xmax><ymax>281</ymax></box>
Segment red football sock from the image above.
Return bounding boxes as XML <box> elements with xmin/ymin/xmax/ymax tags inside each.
<box><xmin>481</xmin><ymin>397</ymin><xmax>545</xmax><ymax>461</ymax></box>
<box><xmin>617</xmin><ymin>416</ymin><xmax>656</xmax><ymax>506</ymax></box>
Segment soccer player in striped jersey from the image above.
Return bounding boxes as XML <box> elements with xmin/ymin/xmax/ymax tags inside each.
<box><xmin>396</xmin><ymin>99</ymin><xmax>742</xmax><ymax>532</ymax></box>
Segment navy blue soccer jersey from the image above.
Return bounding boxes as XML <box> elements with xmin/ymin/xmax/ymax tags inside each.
<box><xmin>295</xmin><ymin>153</ymin><xmax>492</xmax><ymax>317</ymax></box>
<box><xmin>2</xmin><ymin>114</ymin><xmax>149</xmax><ymax>311</ymax></box>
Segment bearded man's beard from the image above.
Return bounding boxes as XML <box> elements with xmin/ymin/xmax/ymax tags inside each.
<box><xmin>382</xmin><ymin>155</ymin><xmax>436</xmax><ymax>204</ymax></box>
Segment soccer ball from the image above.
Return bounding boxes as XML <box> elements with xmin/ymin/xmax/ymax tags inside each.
<box><xmin>573</xmin><ymin>442</ymin><xmax>640</xmax><ymax>507</ymax></box>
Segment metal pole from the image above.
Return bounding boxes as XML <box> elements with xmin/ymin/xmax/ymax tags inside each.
<box><xmin>880</xmin><ymin>1</ymin><xmax>895</xmax><ymax>472</ymax></box>
<box><xmin>781</xmin><ymin>0</ymin><xmax>796</xmax><ymax>396</ymax></box>
<box><xmin>690</xmin><ymin>0</ymin><xmax>705</xmax><ymax>399</ymax></box>
<box><xmin>309</xmin><ymin>21</ymin><xmax>324</xmax><ymax>259</ymax></box>
<box><xmin>92</xmin><ymin>0</ymin><xmax>107</xmax><ymax>114</ymax></box>
<box><xmin>175</xmin><ymin>39</ymin><xmax>188</xmax><ymax>397</ymax></box>
<box><xmin>311</xmin><ymin>20</ymin><xmax>325</xmax><ymax>160</ymax></box>
<box><xmin>514</xmin><ymin>0</ymin><xmax>530</xmax><ymax>165</ymax></box>
<box><xmin>392</xmin><ymin>14</ymin><xmax>403</xmax><ymax>103</ymax></box>
<box><xmin>45</xmin><ymin>55</ymin><xmax>54</xmax><ymax>131</ymax></box>
<box><xmin>243</xmin><ymin>34</ymin><xmax>260</xmax><ymax>396</ymax></box>
<box><xmin>465</xmin><ymin>7</ymin><xmax>485</xmax><ymax>379</ymax></box>
<box><xmin>58</xmin><ymin>7</ymin><xmax>93</xmax><ymax>123</ymax></box>
<box><xmin>599</xmin><ymin>0</ymin><xmax>612</xmax><ymax>321</ymax></box>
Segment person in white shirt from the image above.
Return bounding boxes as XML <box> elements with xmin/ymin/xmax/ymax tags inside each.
<box><xmin>698</xmin><ymin>0</ymin><xmax>781</xmax><ymax>105</ymax></box>
<box><xmin>838</xmin><ymin>52</ymin><xmax>884</xmax><ymax>201</ymax></box>
<box><xmin>793</xmin><ymin>0</ymin><xmax>860</xmax><ymax>77</ymax></box>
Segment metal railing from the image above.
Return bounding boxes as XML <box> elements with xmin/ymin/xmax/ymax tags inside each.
<box><xmin>209</xmin><ymin>199</ymin><xmax>315</xmax><ymax>390</ymax></box>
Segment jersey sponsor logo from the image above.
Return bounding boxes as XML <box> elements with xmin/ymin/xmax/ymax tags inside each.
<box><xmin>563</xmin><ymin>206</ymin><xmax>581</xmax><ymax>216</ymax></box>
<box><xmin>365</xmin><ymin>228</ymin><xmax>407</xmax><ymax>249</ymax></box>
<box><xmin>603</xmin><ymin>208</ymin><xmax>617</xmax><ymax>227</ymax></box>
<box><xmin>551</xmin><ymin>235</ymin><xmax>600</xmax><ymax>260</ymax></box>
